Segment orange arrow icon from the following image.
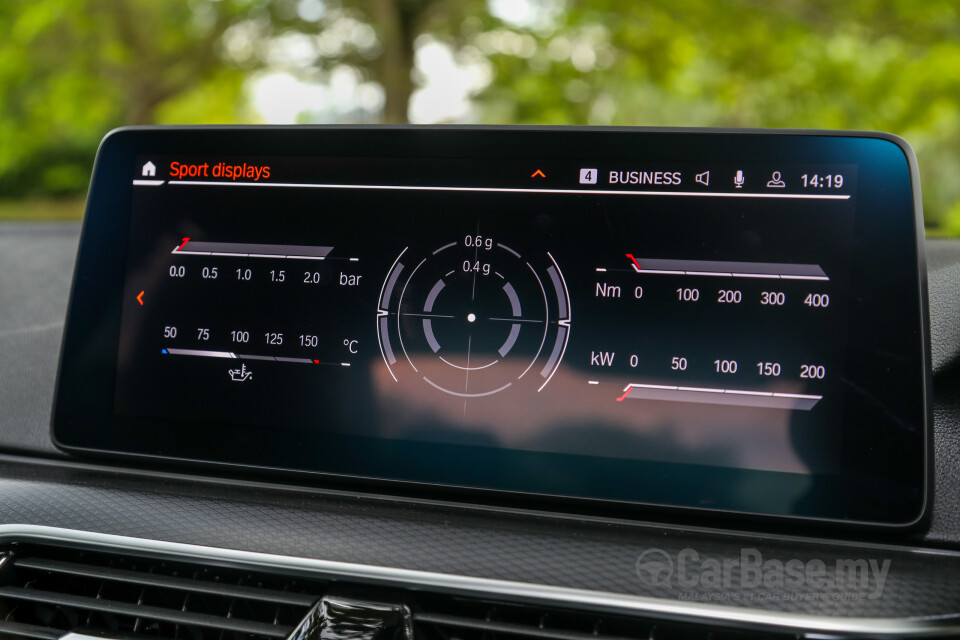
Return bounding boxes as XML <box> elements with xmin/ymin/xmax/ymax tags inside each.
<box><xmin>530</xmin><ymin>169</ymin><xmax>546</xmax><ymax>178</ymax></box>
<box><xmin>137</xmin><ymin>291</ymin><xmax>144</xmax><ymax>306</ymax></box>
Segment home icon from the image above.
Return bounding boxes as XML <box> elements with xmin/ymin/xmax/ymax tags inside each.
<box><xmin>141</xmin><ymin>161</ymin><xmax>156</xmax><ymax>177</ymax></box>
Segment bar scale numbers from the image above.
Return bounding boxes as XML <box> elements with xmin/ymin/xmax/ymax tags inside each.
<box><xmin>158</xmin><ymin>238</ymin><xmax>362</xmax><ymax>369</ymax></box>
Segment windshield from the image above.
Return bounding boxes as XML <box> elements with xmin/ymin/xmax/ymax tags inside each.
<box><xmin>1</xmin><ymin>1</ymin><xmax>958</xmax><ymax>234</ymax></box>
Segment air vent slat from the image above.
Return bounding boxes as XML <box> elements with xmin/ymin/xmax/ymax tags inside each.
<box><xmin>0</xmin><ymin>587</ymin><xmax>292</xmax><ymax>638</ymax></box>
<box><xmin>1</xmin><ymin>543</ymin><xmax>799</xmax><ymax>640</ymax></box>
<box><xmin>15</xmin><ymin>557</ymin><xmax>317</xmax><ymax>608</ymax></box>
<box><xmin>0</xmin><ymin>620</ymin><xmax>64</xmax><ymax>639</ymax></box>
<box><xmin>414</xmin><ymin>612</ymin><xmax>636</xmax><ymax>640</ymax></box>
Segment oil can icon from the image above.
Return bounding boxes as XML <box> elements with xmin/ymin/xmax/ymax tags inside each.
<box><xmin>228</xmin><ymin>363</ymin><xmax>253</xmax><ymax>382</ymax></box>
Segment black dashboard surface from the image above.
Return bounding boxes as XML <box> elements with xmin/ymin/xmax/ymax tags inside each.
<box><xmin>0</xmin><ymin>224</ymin><xmax>77</xmax><ymax>454</ymax></box>
<box><xmin>2</xmin><ymin>222</ymin><xmax>960</xmax><ymax>622</ymax></box>
<box><xmin>1</xmin><ymin>456</ymin><xmax>959</xmax><ymax>619</ymax></box>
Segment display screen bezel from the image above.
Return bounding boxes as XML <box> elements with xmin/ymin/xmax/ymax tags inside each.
<box><xmin>51</xmin><ymin>126</ymin><xmax>932</xmax><ymax>530</ymax></box>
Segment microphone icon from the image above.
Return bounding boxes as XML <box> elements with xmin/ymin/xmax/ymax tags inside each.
<box><xmin>734</xmin><ymin>170</ymin><xmax>745</xmax><ymax>189</ymax></box>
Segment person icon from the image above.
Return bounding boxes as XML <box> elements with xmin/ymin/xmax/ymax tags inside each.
<box><xmin>767</xmin><ymin>171</ymin><xmax>786</xmax><ymax>188</ymax></box>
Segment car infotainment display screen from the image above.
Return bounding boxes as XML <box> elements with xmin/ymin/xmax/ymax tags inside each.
<box><xmin>53</xmin><ymin>127</ymin><xmax>930</xmax><ymax>527</ymax></box>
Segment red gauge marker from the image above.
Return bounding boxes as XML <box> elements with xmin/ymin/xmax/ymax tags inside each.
<box><xmin>176</xmin><ymin>237</ymin><xmax>191</xmax><ymax>251</ymax></box>
<box><xmin>625</xmin><ymin>253</ymin><xmax>642</xmax><ymax>271</ymax></box>
<box><xmin>313</xmin><ymin>359</ymin><xmax>319</xmax><ymax>364</ymax></box>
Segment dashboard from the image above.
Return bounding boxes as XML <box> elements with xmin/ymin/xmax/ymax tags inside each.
<box><xmin>1</xmin><ymin>126</ymin><xmax>958</xmax><ymax>638</ymax></box>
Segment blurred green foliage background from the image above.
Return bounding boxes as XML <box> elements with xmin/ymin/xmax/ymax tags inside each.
<box><xmin>1</xmin><ymin>0</ymin><xmax>959</xmax><ymax>232</ymax></box>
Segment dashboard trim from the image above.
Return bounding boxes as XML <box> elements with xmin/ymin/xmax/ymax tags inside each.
<box><xmin>1</xmin><ymin>525</ymin><xmax>957</xmax><ymax>638</ymax></box>
<box><xmin>0</xmin><ymin>452</ymin><xmax>950</xmax><ymax>553</ymax></box>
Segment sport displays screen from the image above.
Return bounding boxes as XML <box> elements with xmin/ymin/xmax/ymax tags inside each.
<box><xmin>53</xmin><ymin>128</ymin><xmax>930</xmax><ymax>527</ymax></box>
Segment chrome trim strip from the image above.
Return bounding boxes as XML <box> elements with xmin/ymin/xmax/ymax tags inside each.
<box><xmin>2</xmin><ymin>525</ymin><xmax>958</xmax><ymax>638</ymax></box>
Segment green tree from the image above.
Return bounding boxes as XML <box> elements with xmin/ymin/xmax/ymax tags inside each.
<box><xmin>257</xmin><ymin>0</ymin><xmax>489</xmax><ymax>123</ymax></box>
<box><xmin>0</xmin><ymin>0</ymin><xmax>488</xmax><ymax>196</ymax></box>
<box><xmin>3</xmin><ymin>0</ymin><xmax>960</xmax><ymax>232</ymax></box>
<box><xmin>471</xmin><ymin>0</ymin><xmax>960</xmax><ymax>229</ymax></box>
<box><xmin>0</xmin><ymin>0</ymin><xmax>257</xmax><ymax>196</ymax></box>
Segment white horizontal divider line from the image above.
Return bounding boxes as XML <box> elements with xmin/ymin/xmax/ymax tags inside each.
<box><xmin>626</xmin><ymin>261</ymin><xmax>829</xmax><ymax>281</ymax></box>
<box><xmin>631</xmin><ymin>268</ymin><xmax>828</xmax><ymax>282</ymax></box>
<box><xmin>781</xmin><ymin>274</ymin><xmax>829</xmax><ymax>281</ymax></box>
<box><xmin>161</xmin><ymin>180</ymin><xmax>851</xmax><ymax>200</ymax></box>
<box><xmin>170</xmin><ymin>250</ymin><xmax>334</xmax><ymax>260</ymax></box>
<box><xmin>622</xmin><ymin>382</ymin><xmax>822</xmax><ymax>401</ymax></box>
<box><xmin>636</xmin><ymin>269</ymin><xmax>685</xmax><ymax>275</ymax></box>
<box><xmin>166</xmin><ymin>348</ymin><xmax>334</xmax><ymax>365</ymax></box>
<box><xmin>164</xmin><ymin>348</ymin><xmax>237</xmax><ymax>359</ymax></box>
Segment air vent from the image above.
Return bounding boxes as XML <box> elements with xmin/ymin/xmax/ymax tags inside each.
<box><xmin>0</xmin><ymin>544</ymin><xmax>797</xmax><ymax>640</ymax></box>
<box><xmin>410</xmin><ymin>594</ymin><xmax>791</xmax><ymax>640</ymax></box>
<box><xmin>0</xmin><ymin>544</ymin><xmax>319</xmax><ymax>639</ymax></box>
